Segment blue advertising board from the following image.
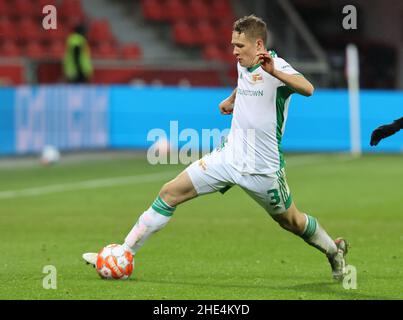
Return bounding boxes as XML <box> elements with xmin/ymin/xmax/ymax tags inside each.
<box><xmin>0</xmin><ymin>86</ymin><xmax>402</xmax><ymax>155</ymax></box>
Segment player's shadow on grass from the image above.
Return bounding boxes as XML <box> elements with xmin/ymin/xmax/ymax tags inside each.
<box><xmin>140</xmin><ymin>279</ymin><xmax>396</xmax><ymax>300</ymax></box>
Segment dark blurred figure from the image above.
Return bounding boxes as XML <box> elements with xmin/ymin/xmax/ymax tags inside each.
<box><xmin>63</xmin><ymin>24</ymin><xmax>93</xmax><ymax>83</ymax></box>
<box><xmin>370</xmin><ymin>117</ymin><xmax>403</xmax><ymax>146</ymax></box>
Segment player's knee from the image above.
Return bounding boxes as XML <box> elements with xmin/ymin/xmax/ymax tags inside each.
<box><xmin>159</xmin><ymin>175</ymin><xmax>197</xmax><ymax>207</ymax></box>
<box><xmin>159</xmin><ymin>180</ymin><xmax>191</xmax><ymax>207</ymax></box>
<box><xmin>159</xmin><ymin>182</ymin><xmax>178</xmax><ymax>207</ymax></box>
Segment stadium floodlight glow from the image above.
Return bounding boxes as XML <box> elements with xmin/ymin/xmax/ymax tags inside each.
<box><xmin>346</xmin><ymin>43</ymin><xmax>361</xmax><ymax>156</ymax></box>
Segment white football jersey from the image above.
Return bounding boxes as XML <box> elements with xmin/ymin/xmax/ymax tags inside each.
<box><xmin>225</xmin><ymin>51</ymin><xmax>301</xmax><ymax>174</ymax></box>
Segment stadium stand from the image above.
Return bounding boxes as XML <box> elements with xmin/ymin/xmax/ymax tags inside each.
<box><xmin>0</xmin><ymin>40</ymin><xmax>21</xmax><ymax>57</ymax></box>
<box><xmin>0</xmin><ymin>0</ymin><xmax>231</xmax><ymax>86</ymax></box>
<box><xmin>141</xmin><ymin>0</ymin><xmax>236</xmax><ymax>61</ymax></box>
<box><xmin>121</xmin><ymin>43</ymin><xmax>143</xmax><ymax>60</ymax></box>
<box><xmin>0</xmin><ymin>0</ymin><xmax>232</xmax><ymax>86</ymax></box>
<box><xmin>1</xmin><ymin>0</ymin><xmax>400</xmax><ymax>88</ymax></box>
<box><xmin>0</xmin><ymin>0</ymin><xmax>150</xmax><ymax>85</ymax></box>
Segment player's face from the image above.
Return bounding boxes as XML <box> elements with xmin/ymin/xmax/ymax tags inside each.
<box><xmin>231</xmin><ymin>31</ymin><xmax>264</xmax><ymax>68</ymax></box>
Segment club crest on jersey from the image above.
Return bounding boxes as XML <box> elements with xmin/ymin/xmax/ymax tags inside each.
<box><xmin>246</xmin><ymin>73</ymin><xmax>264</xmax><ymax>84</ymax></box>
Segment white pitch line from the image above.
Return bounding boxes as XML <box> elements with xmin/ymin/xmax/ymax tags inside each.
<box><xmin>0</xmin><ymin>154</ymin><xmax>356</xmax><ymax>200</ymax></box>
<box><xmin>0</xmin><ymin>171</ymin><xmax>178</xmax><ymax>200</ymax></box>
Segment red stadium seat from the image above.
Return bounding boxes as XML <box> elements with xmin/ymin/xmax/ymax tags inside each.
<box><xmin>0</xmin><ymin>0</ymin><xmax>10</xmax><ymax>17</ymax></box>
<box><xmin>38</xmin><ymin>0</ymin><xmax>57</xmax><ymax>8</ymax></box>
<box><xmin>0</xmin><ymin>62</ymin><xmax>24</xmax><ymax>84</ymax></box>
<box><xmin>92</xmin><ymin>42</ymin><xmax>119</xmax><ymax>59</ymax></box>
<box><xmin>189</xmin><ymin>0</ymin><xmax>209</xmax><ymax>20</ymax></box>
<box><xmin>44</xmin><ymin>27</ymin><xmax>68</xmax><ymax>45</ymax></box>
<box><xmin>220</xmin><ymin>45</ymin><xmax>236</xmax><ymax>64</ymax></box>
<box><xmin>88</xmin><ymin>20</ymin><xmax>115</xmax><ymax>45</ymax></box>
<box><xmin>195</xmin><ymin>20</ymin><xmax>218</xmax><ymax>45</ymax></box>
<box><xmin>59</xmin><ymin>0</ymin><xmax>86</xmax><ymax>25</ymax></box>
<box><xmin>202</xmin><ymin>44</ymin><xmax>224</xmax><ymax>62</ymax></box>
<box><xmin>217</xmin><ymin>22</ymin><xmax>234</xmax><ymax>43</ymax></box>
<box><xmin>0</xmin><ymin>40</ymin><xmax>22</xmax><ymax>57</ymax></box>
<box><xmin>141</xmin><ymin>0</ymin><xmax>166</xmax><ymax>22</ymax></box>
<box><xmin>203</xmin><ymin>44</ymin><xmax>235</xmax><ymax>64</ymax></box>
<box><xmin>121</xmin><ymin>44</ymin><xmax>142</xmax><ymax>60</ymax></box>
<box><xmin>18</xmin><ymin>19</ymin><xmax>43</xmax><ymax>43</ymax></box>
<box><xmin>0</xmin><ymin>19</ymin><xmax>17</xmax><ymax>41</ymax></box>
<box><xmin>59</xmin><ymin>0</ymin><xmax>84</xmax><ymax>16</ymax></box>
<box><xmin>14</xmin><ymin>0</ymin><xmax>37</xmax><ymax>18</ymax></box>
<box><xmin>172</xmin><ymin>21</ymin><xmax>197</xmax><ymax>46</ymax></box>
<box><xmin>165</xmin><ymin>0</ymin><xmax>187</xmax><ymax>22</ymax></box>
<box><xmin>48</xmin><ymin>41</ymin><xmax>65</xmax><ymax>59</ymax></box>
<box><xmin>25</xmin><ymin>41</ymin><xmax>46</xmax><ymax>59</ymax></box>
<box><xmin>211</xmin><ymin>0</ymin><xmax>234</xmax><ymax>20</ymax></box>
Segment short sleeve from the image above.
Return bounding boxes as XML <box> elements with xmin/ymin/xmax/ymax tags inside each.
<box><xmin>274</xmin><ymin>57</ymin><xmax>302</xmax><ymax>76</ymax></box>
<box><xmin>273</xmin><ymin>57</ymin><xmax>303</xmax><ymax>90</ymax></box>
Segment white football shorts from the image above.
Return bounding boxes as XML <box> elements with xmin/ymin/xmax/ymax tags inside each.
<box><xmin>185</xmin><ymin>148</ymin><xmax>293</xmax><ymax>215</ymax></box>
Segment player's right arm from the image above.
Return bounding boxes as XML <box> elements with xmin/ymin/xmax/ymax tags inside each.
<box><xmin>219</xmin><ymin>88</ymin><xmax>237</xmax><ymax>115</ymax></box>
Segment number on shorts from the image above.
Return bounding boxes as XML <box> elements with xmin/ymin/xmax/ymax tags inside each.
<box><xmin>267</xmin><ymin>189</ymin><xmax>280</xmax><ymax>206</ymax></box>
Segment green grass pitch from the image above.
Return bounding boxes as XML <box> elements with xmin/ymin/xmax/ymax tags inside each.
<box><xmin>0</xmin><ymin>152</ymin><xmax>402</xmax><ymax>300</ymax></box>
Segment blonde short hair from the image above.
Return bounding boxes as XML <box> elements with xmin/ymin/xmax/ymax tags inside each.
<box><xmin>233</xmin><ymin>15</ymin><xmax>267</xmax><ymax>45</ymax></box>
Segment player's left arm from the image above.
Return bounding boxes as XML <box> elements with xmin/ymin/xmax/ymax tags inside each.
<box><xmin>257</xmin><ymin>52</ymin><xmax>314</xmax><ymax>97</ymax></box>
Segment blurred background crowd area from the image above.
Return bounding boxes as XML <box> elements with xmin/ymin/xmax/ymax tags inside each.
<box><xmin>0</xmin><ymin>0</ymin><xmax>402</xmax><ymax>89</ymax></box>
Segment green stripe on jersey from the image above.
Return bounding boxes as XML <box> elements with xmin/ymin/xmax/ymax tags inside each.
<box><xmin>284</xmin><ymin>193</ymin><xmax>292</xmax><ymax>209</ymax></box>
<box><xmin>275</xmin><ymin>169</ymin><xmax>292</xmax><ymax>209</ymax></box>
<box><xmin>275</xmin><ymin>86</ymin><xmax>294</xmax><ymax>168</ymax></box>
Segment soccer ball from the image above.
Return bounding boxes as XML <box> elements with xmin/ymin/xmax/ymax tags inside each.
<box><xmin>96</xmin><ymin>244</ymin><xmax>134</xmax><ymax>280</ymax></box>
<box><xmin>40</xmin><ymin>145</ymin><xmax>60</xmax><ymax>166</ymax></box>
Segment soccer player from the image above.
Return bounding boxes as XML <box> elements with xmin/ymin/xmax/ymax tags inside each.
<box><xmin>370</xmin><ymin>117</ymin><xmax>403</xmax><ymax>146</ymax></box>
<box><xmin>83</xmin><ymin>15</ymin><xmax>348</xmax><ymax>280</ymax></box>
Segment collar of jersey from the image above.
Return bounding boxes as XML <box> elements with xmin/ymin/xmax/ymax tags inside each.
<box><xmin>246</xmin><ymin>63</ymin><xmax>261</xmax><ymax>73</ymax></box>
